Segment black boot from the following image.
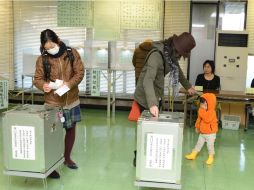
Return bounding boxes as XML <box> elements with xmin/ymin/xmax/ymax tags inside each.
<box><xmin>49</xmin><ymin>170</ymin><xmax>60</xmax><ymax>179</ymax></box>
<box><xmin>133</xmin><ymin>150</ymin><xmax>137</xmax><ymax>167</ymax></box>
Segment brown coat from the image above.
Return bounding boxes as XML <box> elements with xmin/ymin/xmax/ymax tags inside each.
<box><xmin>33</xmin><ymin>48</ymin><xmax>85</xmax><ymax>107</ymax></box>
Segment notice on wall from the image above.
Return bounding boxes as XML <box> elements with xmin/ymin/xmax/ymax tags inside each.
<box><xmin>146</xmin><ymin>133</ymin><xmax>173</xmax><ymax>170</ymax></box>
<box><xmin>12</xmin><ymin>126</ymin><xmax>35</xmax><ymax>160</ymax></box>
<box><xmin>57</xmin><ymin>1</ymin><xmax>93</xmax><ymax>27</ymax></box>
<box><xmin>120</xmin><ymin>0</ymin><xmax>162</xmax><ymax>30</ymax></box>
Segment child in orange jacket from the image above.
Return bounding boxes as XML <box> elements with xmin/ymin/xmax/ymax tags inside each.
<box><xmin>185</xmin><ymin>93</ymin><xmax>218</xmax><ymax>165</ymax></box>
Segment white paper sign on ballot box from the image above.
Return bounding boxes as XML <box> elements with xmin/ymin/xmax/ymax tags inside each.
<box><xmin>12</xmin><ymin>125</ymin><xmax>35</xmax><ymax>160</ymax></box>
<box><xmin>146</xmin><ymin>133</ymin><xmax>173</xmax><ymax>170</ymax></box>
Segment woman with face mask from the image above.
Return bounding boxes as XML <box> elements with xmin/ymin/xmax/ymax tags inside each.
<box><xmin>34</xmin><ymin>29</ymin><xmax>85</xmax><ymax>178</ymax></box>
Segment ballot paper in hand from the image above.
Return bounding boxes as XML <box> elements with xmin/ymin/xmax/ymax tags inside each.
<box><xmin>49</xmin><ymin>79</ymin><xmax>63</xmax><ymax>89</ymax></box>
<box><xmin>49</xmin><ymin>81</ymin><xmax>58</xmax><ymax>89</ymax></box>
<box><xmin>54</xmin><ymin>85</ymin><xmax>70</xmax><ymax>96</ymax></box>
<box><xmin>55</xmin><ymin>79</ymin><xmax>63</xmax><ymax>88</ymax></box>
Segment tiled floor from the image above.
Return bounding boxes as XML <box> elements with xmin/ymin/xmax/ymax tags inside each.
<box><xmin>1</xmin><ymin>108</ymin><xmax>254</xmax><ymax>190</ymax></box>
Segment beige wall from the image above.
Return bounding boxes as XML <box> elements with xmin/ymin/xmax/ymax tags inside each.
<box><xmin>163</xmin><ymin>0</ymin><xmax>191</xmax><ymax>78</ymax></box>
<box><xmin>0</xmin><ymin>1</ymin><xmax>14</xmax><ymax>89</ymax></box>
<box><xmin>163</xmin><ymin>1</ymin><xmax>190</xmax><ymax>39</ymax></box>
<box><xmin>247</xmin><ymin>0</ymin><xmax>254</xmax><ymax>55</ymax></box>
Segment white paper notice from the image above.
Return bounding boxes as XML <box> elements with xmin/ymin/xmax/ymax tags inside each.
<box><xmin>49</xmin><ymin>79</ymin><xmax>63</xmax><ymax>90</ymax></box>
<box><xmin>49</xmin><ymin>81</ymin><xmax>58</xmax><ymax>89</ymax></box>
<box><xmin>12</xmin><ymin>126</ymin><xmax>35</xmax><ymax>160</ymax></box>
<box><xmin>54</xmin><ymin>85</ymin><xmax>70</xmax><ymax>96</ymax></box>
<box><xmin>146</xmin><ymin>133</ymin><xmax>173</xmax><ymax>170</ymax></box>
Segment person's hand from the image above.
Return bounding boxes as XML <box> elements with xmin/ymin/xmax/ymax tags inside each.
<box><xmin>62</xmin><ymin>82</ymin><xmax>70</xmax><ymax>88</ymax></box>
<box><xmin>195</xmin><ymin>128</ymin><xmax>200</xmax><ymax>134</ymax></box>
<box><xmin>149</xmin><ymin>105</ymin><xmax>159</xmax><ymax>118</ymax></box>
<box><xmin>187</xmin><ymin>87</ymin><xmax>197</xmax><ymax>95</ymax></box>
<box><xmin>43</xmin><ymin>83</ymin><xmax>52</xmax><ymax>93</ymax></box>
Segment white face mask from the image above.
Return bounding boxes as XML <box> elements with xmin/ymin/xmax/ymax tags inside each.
<box><xmin>47</xmin><ymin>45</ymin><xmax>59</xmax><ymax>55</ymax></box>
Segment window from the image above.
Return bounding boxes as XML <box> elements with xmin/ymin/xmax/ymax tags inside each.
<box><xmin>13</xmin><ymin>1</ymin><xmax>162</xmax><ymax>98</ymax></box>
<box><xmin>218</xmin><ymin>2</ymin><xmax>246</xmax><ymax>31</ymax></box>
<box><xmin>13</xmin><ymin>1</ymin><xmax>86</xmax><ymax>90</ymax></box>
<box><xmin>189</xmin><ymin>3</ymin><xmax>218</xmax><ymax>85</ymax></box>
<box><xmin>0</xmin><ymin>1</ymin><xmax>14</xmax><ymax>89</ymax></box>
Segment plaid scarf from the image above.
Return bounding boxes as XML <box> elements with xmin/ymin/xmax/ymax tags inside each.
<box><xmin>163</xmin><ymin>38</ymin><xmax>180</xmax><ymax>97</ymax></box>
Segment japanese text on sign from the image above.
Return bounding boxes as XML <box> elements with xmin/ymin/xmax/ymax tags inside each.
<box><xmin>12</xmin><ymin>126</ymin><xmax>35</xmax><ymax>160</ymax></box>
<box><xmin>146</xmin><ymin>133</ymin><xmax>173</xmax><ymax>170</ymax></box>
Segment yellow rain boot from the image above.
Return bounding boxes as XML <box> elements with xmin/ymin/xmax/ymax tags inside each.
<box><xmin>185</xmin><ymin>150</ymin><xmax>198</xmax><ymax>160</ymax></box>
<box><xmin>206</xmin><ymin>154</ymin><xmax>214</xmax><ymax>165</ymax></box>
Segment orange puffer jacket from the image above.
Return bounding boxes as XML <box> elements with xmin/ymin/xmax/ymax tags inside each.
<box><xmin>195</xmin><ymin>93</ymin><xmax>218</xmax><ymax>134</ymax></box>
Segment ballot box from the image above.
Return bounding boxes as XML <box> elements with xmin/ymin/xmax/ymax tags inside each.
<box><xmin>135</xmin><ymin>111</ymin><xmax>184</xmax><ymax>189</ymax></box>
<box><xmin>2</xmin><ymin>104</ymin><xmax>64</xmax><ymax>178</ymax></box>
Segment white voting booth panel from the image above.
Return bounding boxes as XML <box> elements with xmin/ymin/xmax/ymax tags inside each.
<box><xmin>23</xmin><ymin>53</ymin><xmax>38</xmax><ymax>76</ymax></box>
<box><xmin>22</xmin><ymin>40</ymin><xmax>69</xmax><ymax>76</ymax></box>
<box><xmin>135</xmin><ymin>111</ymin><xmax>184</xmax><ymax>189</ymax></box>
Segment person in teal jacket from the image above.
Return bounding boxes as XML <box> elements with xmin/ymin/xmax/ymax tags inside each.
<box><xmin>134</xmin><ymin>32</ymin><xmax>197</xmax><ymax>117</ymax></box>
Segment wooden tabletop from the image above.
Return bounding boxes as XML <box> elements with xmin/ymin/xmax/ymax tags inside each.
<box><xmin>179</xmin><ymin>88</ymin><xmax>254</xmax><ymax>101</ymax></box>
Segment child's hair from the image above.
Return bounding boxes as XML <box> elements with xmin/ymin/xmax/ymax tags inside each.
<box><xmin>199</xmin><ymin>97</ymin><xmax>207</xmax><ymax>104</ymax></box>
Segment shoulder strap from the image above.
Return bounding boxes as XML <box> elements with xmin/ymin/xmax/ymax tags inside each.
<box><xmin>42</xmin><ymin>53</ymin><xmax>51</xmax><ymax>81</ymax></box>
<box><xmin>143</xmin><ymin>49</ymin><xmax>166</xmax><ymax>76</ymax></box>
<box><xmin>65</xmin><ymin>46</ymin><xmax>75</xmax><ymax>67</ymax></box>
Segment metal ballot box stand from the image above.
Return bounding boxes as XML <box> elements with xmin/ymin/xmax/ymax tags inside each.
<box><xmin>135</xmin><ymin>111</ymin><xmax>184</xmax><ymax>189</ymax></box>
<box><xmin>2</xmin><ymin>104</ymin><xmax>64</xmax><ymax>179</ymax></box>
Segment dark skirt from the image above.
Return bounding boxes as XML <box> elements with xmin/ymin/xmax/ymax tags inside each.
<box><xmin>63</xmin><ymin>105</ymin><xmax>81</xmax><ymax>129</ymax></box>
